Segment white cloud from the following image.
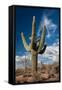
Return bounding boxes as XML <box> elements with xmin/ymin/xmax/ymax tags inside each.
<box><xmin>38</xmin><ymin>16</ymin><xmax>57</xmax><ymax>38</ymax></box>
<box><xmin>44</xmin><ymin>16</ymin><xmax>57</xmax><ymax>38</ymax></box>
<box><xmin>16</xmin><ymin>52</ymin><xmax>31</xmax><ymax>62</ymax></box>
<box><xmin>46</xmin><ymin>31</ymin><xmax>51</xmax><ymax>38</ymax></box>
<box><xmin>16</xmin><ymin>39</ymin><xmax>59</xmax><ymax>65</ymax></box>
<box><xmin>38</xmin><ymin>41</ymin><xmax>59</xmax><ymax>64</ymax></box>
<box><xmin>52</xmin><ymin>39</ymin><xmax>59</xmax><ymax>46</ymax></box>
<box><xmin>44</xmin><ymin>16</ymin><xmax>57</xmax><ymax>31</ymax></box>
<box><xmin>16</xmin><ymin>52</ymin><xmax>32</xmax><ymax>69</ymax></box>
<box><xmin>16</xmin><ymin>56</ymin><xmax>22</xmax><ymax>62</ymax></box>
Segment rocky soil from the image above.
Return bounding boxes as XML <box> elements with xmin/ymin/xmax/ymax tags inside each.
<box><xmin>16</xmin><ymin>63</ymin><xmax>59</xmax><ymax>83</ymax></box>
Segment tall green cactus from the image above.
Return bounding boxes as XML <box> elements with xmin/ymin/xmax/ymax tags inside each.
<box><xmin>21</xmin><ymin>16</ymin><xmax>47</xmax><ymax>74</ymax></box>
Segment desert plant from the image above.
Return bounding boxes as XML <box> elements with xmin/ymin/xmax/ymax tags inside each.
<box><xmin>21</xmin><ymin>16</ymin><xmax>47</xmax><ymax>75</ymax></box>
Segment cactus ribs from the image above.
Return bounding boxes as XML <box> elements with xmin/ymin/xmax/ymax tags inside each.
<box><xmin>21</xmin><ymin>16</ymin><xmax>47</xmax><ymax>75</ymax></box>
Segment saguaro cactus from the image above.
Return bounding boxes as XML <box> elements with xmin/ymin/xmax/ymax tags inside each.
<box><xmin>21</xmin><ymin>16</ymin><xmax>47</xmax><ymax>74</ymax></box>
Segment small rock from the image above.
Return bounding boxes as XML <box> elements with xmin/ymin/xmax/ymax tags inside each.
<box><xmin>27</xmin><ymin>77</ymin><xmax>33</xmax><ymax>82</ymax></box>
<box><xmin>41</xmin><ymin>73</ymin><xmax>49</xmax><ymax>80</ymax></box>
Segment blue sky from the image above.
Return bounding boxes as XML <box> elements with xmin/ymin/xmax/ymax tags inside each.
<box><xmin>15</xmin><ymin>6</ymin><xmax>60</xmax><ymax>60</ymax></box>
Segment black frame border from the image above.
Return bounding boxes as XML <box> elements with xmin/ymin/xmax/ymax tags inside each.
<box><xmin>8</xmin><ymin>5</ymin><xmax>61</xmax><ymax>85</ymax></box>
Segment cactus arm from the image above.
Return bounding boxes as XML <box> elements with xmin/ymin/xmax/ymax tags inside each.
<box><xmin>38</xmin><ymin>44</ymin><xmax>47</xmax><ymax>54</ymax></box>
<box><xmin>21</xmin><ymin>32</ymin><xmax>31</xmax><ymax>51</ymax></box>
<box><xmin>31</xmin><ymin>16</ymin><xmax>36</xmax><ymax>49</ymax></box>
<box><xmin>20</xmin><ymin>16</ymin><xmax>47</xmax><ymax>74</ymax></box>
<box><xmin>38</xmin><ymin>25</ymin><xmax>46</xmax><ymax>52</ymax></box>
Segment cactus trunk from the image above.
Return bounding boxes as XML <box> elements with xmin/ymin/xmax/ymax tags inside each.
<box><xmin>32</xmin><ymin>53</ymin><xmax>38</xmax><ymax>74</ymax></box>
<box><xmin>21</xmin><ymin>16</ymin><xmax>47</xmax><ymax>76</ymax></box>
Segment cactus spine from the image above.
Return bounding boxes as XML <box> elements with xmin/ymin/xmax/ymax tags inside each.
<box><xmin>21</xmin><ymin>16</ymin><xmax>47</xmax><ymax>74</ymax></box>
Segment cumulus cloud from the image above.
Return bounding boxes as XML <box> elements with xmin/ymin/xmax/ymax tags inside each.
<box><xmin>53</xmin><ymin>39</ymin><xmax>59</xmax><ymax>46</ymax></box>
<box><xmin>38</xmin><ymin>40</ymin><xmax>59</xmax><ymax>64</ymax></box>
<box><xmin>16</xmin><ymin>39</ymin><xmax>59</xmax><ymax>65</ymax></box>
<box><xmin>16</xmin><ymin>52</ymin><xmax>31</xmax><ymax>62</ymax></box>
<box><xmin>16</xmin><ymin>52</ymin><xmax>32</xmax><ymax>69</ymax></box>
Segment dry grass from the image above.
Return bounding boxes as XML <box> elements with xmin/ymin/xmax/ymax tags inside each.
<box><xmin>16</xmin><ymin>63</ymin><xmax>59</xmax><ymax>83</ymax></box>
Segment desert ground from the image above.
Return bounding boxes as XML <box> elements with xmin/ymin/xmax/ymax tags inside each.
<box><xmin>16</xmin><ymin>63</ymin><xmax>59</xmax><ymax>84</ymax></box>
